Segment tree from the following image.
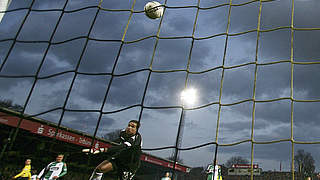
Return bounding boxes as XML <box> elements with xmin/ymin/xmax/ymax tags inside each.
<box><xmin>185</xmin><ymin>167</ymin><xmax>206</xmax><ymax>180</ymax></box>
<box><xmin>294</xmin><ymin>149</ymin><xmax>315</xmax><ymax>178</ymax></box>
<box><xmin>225</xmin><ymin>156</ymin><xmax>249</xmax><ymax>168</ymax></box>
<box><xmin>0</xmin><ymin>98</ymin><xmax>23</xmax><ymax>112</ymax></box>
<box><xmin>0</xmin><ymin>98</ymin><xmax>13</xmax><ymax>107</ymax></box>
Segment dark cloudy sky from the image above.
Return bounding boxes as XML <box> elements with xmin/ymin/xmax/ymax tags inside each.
<box><xmin>1</xmin><ymin>0</ymin><xmax>320</xmax><ymax>171</ymax></box>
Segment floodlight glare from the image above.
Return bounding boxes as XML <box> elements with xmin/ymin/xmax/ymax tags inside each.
<box><xmin>180</xmin><ymin>88</ymin><xmax>197</xmax><ymax>106</ymax></box>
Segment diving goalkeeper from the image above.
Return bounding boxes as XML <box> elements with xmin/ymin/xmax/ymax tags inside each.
<box><xmin>83</xmin><ymin>120</ymin><xmax>142</xmax><ymax>180</ymax></box>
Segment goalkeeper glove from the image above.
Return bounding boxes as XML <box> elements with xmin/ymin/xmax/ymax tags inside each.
<box><xmin>82</xmin><ymin>148</ymin><xmax>107</xmax><ymax>155</ymax></box>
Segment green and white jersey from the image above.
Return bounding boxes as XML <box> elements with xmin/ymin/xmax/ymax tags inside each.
<box><xmin>206</xmin><ymin>164</ymin><xmax>222</xmax><ymax>180</ymax></box>
<box><xmin>37</xmin><ymin>161</ymin><xmax>67</xmax><ymax>180</ymax></box>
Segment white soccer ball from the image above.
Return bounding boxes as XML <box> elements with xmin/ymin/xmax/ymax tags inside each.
<box><xmin>144</xmin><ymin>1</ymin><xmax>163</xmax><ymax>19</ymax></box>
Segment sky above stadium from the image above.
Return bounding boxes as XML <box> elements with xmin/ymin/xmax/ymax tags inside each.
<box><xmin>1</xmin><ymin>0</ymin><xmax>320</xmax><ymax>171</ymax></box>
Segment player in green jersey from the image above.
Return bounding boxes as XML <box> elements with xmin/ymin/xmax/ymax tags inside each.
<box><xmin>206</xmin><ymin>162</ymin><xmax>222</xmax><ymax>180</ymax></box>
<box><xmin>37</xmin><ymin>154</ymin><xmax>67</xmax><ymax>180</ymax></box>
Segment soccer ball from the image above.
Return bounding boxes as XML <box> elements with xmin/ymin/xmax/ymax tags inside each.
<box><xmin>144</xmin><ymin>1</ymin><xmax>163</xmax><ymax>19</ymax></box>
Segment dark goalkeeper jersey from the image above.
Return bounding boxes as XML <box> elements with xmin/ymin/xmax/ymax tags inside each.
<box><xmin>107</xmin><ymin>130</ymin><xmax>142</xmax><ymax>172</ymax></box>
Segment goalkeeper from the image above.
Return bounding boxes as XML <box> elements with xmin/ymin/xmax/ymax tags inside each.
<box><xmin>83</xmin><ymin>120</ymin><xmax>142</xmax><ymax>180</ymax></box>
